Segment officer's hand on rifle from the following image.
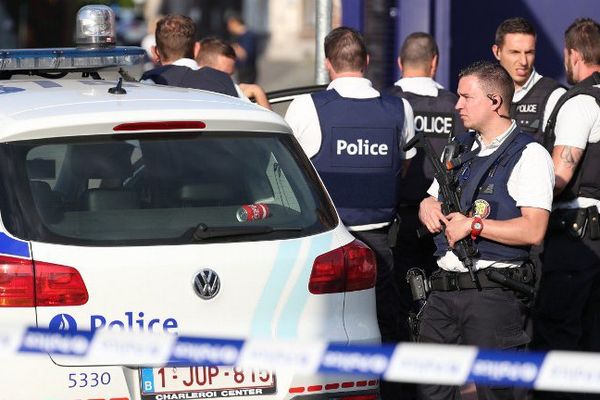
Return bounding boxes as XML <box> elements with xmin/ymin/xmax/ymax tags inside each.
<box><xmin>444</xmin><ymin>212</ymin><xmax>472</xmax><ymax>248</ymax></box>
<box><xmin>419</xmin><ymin>196</ymin><xmax>448</xmax><ymax>234</ymax></box>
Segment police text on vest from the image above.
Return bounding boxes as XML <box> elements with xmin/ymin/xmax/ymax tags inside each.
<box><xmin>515</xmin><ymin>104</ymin><xmax>537</xmax><ymax>113</ymax></box>
<box><xmin>336</xmin><ymin>139</ymin><xmax>388</xmax><ymax>155</ymax></box>
<box><xmin>414</xmin><ymin>115</ymin><xmax>453</xmax><ymax>134</ymax></box>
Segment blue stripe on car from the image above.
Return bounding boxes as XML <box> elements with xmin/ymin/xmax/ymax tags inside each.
<box><xmin>277</xmin><ymin>233</ymin><xmax>334</xmax><ymax>338</ymax></box>
<box><xmin>0</xmin><ymin>233</ymin><xmax>30</xmax><ymax>258</ymax></box>
<box><xmin>250</xmin><ymin>239</ymin><xmax>302</xmax><ymax>337</ymax></box>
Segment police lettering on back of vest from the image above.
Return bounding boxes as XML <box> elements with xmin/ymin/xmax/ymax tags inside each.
<box><xmin>310</xmin><ymin>89</ymin><xmax>405</xmax><ymax>226</ymax></box>
<box><xmin>414</xmin><ymin>112</ymin><xmax>454</xmax><ymax>136</ymax></box>
<box><xmin>388</xmin><ymin>86</ymin><xmax>458</xmax><ymax>138</ymax></box>
<box><xmin>386</xmin><ymin>86</ymin><xmax>461</xmax><ymax>204</ymax></box>
<box><xmin>336</xmin><ymin>139</ymin><xmax>389</xmax><ymax>156</ymax></box>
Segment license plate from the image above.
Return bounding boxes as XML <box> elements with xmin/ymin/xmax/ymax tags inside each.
<box><xmin>140</xmin><ymin>366</ymin><xmax>276</xmax><ymax>399</ymax></box>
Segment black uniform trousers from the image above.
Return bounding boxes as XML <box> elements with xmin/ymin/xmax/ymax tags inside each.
<box><xmin>394</xmin><ymin>205</ymin><xmax>438</xmax><ymax>342</ymax></box>
<box><xmin>418</xmin><ymin>278</ymin><xmax>530</xmax><ymax>400</ymax></box>
<box><xmin>352</xmin><ymin>227</ymin><xmax>412</xmax><ymax>400</ymax></box>
<box><xmin>352</xmin><ymin>227</ymin><xmax>403</xmax><ymax>343</ymax></box>
<box><xmin>532</xmin><ymin>228</ymin><xmax>600</xmax><ymax>400</ymax></box>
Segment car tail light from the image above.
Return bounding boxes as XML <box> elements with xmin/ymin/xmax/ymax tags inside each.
<box><xmin>0</xmin><ymin>255</ymin><xmax>88</xmax><ymax>307</ymax></box>
<box><xmin>308</xmin><ymin>240</ymin><xmax>376</xmax><ymax>294</ymax></box>
<box><xmin>0</xmin><ymin>256</ymin><xmax>35</xmax><ymax>307</ymax></box>
<box><xmin>35</xmin><ymin>262</ymin><xmax>89</xmax><ymax>306</ymax></box>
<box><xmin>338</xmin><ymin>395</ymin><xmax>378</xmax><ymax>400</ymax></box>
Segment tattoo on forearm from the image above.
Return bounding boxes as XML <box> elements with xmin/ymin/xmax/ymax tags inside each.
<box><xmin>560</xmin><ymin>146</ymin><xmax>581</xmax><ymax>169</ymax></box>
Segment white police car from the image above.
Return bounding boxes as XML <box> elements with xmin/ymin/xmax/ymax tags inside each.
<box><xmin>0</xmin><ymin>5</ymin><xmax>380</xmax><ymax>400</ymax></box>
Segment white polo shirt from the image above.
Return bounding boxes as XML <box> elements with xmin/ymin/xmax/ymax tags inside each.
<box><xmin>284</xmin><ymin>76</ymin><xmax>416</xmax><ymax>231</ymax></box>
<box><xmin>172</xmin><ymin>58</ymin><xmax>199</xmax><ymax>70</ymax></box>
<box><xmin>513</xmin><ymin>69</ymin><xmax>566</xmax><ymax>131</ymax></box>
<box><xmin>427</xmin><ymin>121</ymin><xmax>555</xmax><ymax>272</ymax></box>
<box><xmin>553</xmin><ymin>83</ymin><xmax>600</xmax><ymax>210</ymax></box>
<box><xmin>393</xmin><ymin>76</ymin><xmax>445</xmax><ymax>97</ymax></box>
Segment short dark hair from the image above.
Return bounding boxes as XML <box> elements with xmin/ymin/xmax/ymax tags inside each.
<box><xmin>399</xmin><ymin>32</ymin><xmax>439</xmax><ymax>68</ymax></box>
<box><xmin>198</xmin><ymin>37</ymin><xmax>236</xmax><ymax>66</ymax></box>
<box><xmin>495</xmin><ymin>17</ymin><xmax>536</xmax><ymax>46</ymax></box>
<box><xmin>565</xmin><ymin>18</ymin><xmax>600</xmax><ymax>65</ymax></box>
<box><xmin>459</xmin><ymin>61</ymin><xmax>515</xmax><ymax>107</ymax></box>
<box><xmin>324</xmin><ymin>27</ymin><xmax>368</xmax><ymax>73</ymax></box>
<box><xmin>155</xmin><ymin>14</ymin><xmax>196</xmax><ymax>61</ymax></box>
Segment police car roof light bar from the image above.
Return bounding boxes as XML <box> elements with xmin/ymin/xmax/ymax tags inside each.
<box><xmin>0</xmin><ymin>47</ymin><xmax>145</xmax><ymax>73</ymax></box>
<box><xmin>0</xmin><ymin>5</ymin><xmax>143</xmax><ymax>77</ymax></box>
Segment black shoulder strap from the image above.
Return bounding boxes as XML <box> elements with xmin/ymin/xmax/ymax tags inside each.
<box><xmin>544</xmin><ymin>72</ymin><xmax>600</xmax><ymax>150</ymax></box>
<box><xmin>535</xmin><ymin>76</ymin><xmax>566</xmax><ymax>98</ymax></box>
<box><xmin>535</xmin><ymin>77</ymin><xmax>566</xmax><ymax>124</ymax></box>
<box><xmin>460</xmin><ymin>126</ymin><xmax>523</xmax><ymax>206</ymax></box>
<box><xmin>386</xmin><ymin>85</ymin><xmax>405</xmax><ymax>98</ymax></box>
<box><xmin>380</xmin><ymin>93</ymin><xmax>406</xmax><ymax>150</ymax></box>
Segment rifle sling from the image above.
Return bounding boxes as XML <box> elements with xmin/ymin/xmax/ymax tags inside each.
<box><xmin>459</xmin><ymin>126</ymin><xmax>520</xmax><ymax>209</ymax></box>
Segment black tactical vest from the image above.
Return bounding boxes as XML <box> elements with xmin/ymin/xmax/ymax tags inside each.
<box><xmin>510</xmin><ymin>76</ymin><xmax>563</xmax><ymax>142</ymax></box>
<box><xmin>388</xmin><ymin>85</ymin><xmax>464</xmax><ymax>204</ymax></box>
<box><xmin>141</xmin><ymin>65</ymin><xmax>238</xmax><ymax>97</ymax></box>
<box><xmin>544</xmin><ymin>72</ymin><xmax>600</xmax><ymax>202</ymax></box>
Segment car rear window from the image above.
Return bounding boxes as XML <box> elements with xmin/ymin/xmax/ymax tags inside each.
<box><xmin>1</xmin><ymin>132</ymin><xmax>337</xmax><ymax>245</ymax></box>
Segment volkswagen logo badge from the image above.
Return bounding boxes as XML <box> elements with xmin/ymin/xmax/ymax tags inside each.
<box><xmin>193</xmin><ymin>269</ymin><xmax>220</xmax><ymax>300</ymax></box>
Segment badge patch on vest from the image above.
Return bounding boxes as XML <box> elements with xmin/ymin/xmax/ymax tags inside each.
<box><xmin>472</xmin><ymin>199</ymin><xmax>491</xmax><ymax>219</ymax></box>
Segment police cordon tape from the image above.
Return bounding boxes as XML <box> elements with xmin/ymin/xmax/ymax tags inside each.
<box><xmin>2</xmin><ymin>326</ymin><xmax>600</xmax><ymax>393</ymax></box>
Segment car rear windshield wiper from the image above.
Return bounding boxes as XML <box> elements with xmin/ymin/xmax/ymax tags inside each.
<box><xmin>190</xmin><ymin>223</ymin><xmax>303</xmax><ymax>241</ymax></box>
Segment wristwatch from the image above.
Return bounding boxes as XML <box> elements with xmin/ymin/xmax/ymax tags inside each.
<box><xmin>471</xmin><ymin>216</ymin><xmax>484</xmax><ymax>240</ymax></box>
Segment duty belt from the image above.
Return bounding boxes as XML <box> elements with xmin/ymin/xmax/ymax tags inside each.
<box><xmin>549</xmin><ymin>206</ymin><xmax>600</xmax><ymax>240</ymax></box>
<box><xmin>430</xmin><ymin>266</ymin><xmax>533</xmax><ymax>292</ymax></box>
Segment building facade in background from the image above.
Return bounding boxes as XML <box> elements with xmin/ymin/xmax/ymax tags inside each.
<box><xmin>5</xmin><ymin>1</ymin><xmax>599</xmax><ymax>92</ymax></box>
<box><xmin>343</xmin><ymin>0</ymin><xmax>600</xmax><ymax>91</ymax></box>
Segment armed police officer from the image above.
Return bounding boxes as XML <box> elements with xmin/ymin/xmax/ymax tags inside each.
<box><xmin>285</xmin><ymin>26</ymin><xmax>415</xmax><ymax>344</ymax></box>
<box><xmin>492</xmin><ymin>17</ymin><xmax>566</xmax><ymax>143</ymax></box>
<box><xmin>532</xmin><ymin>18</ymin><xmax>600</xmax><ymax>400</ymax></box>
<box><xmin>387</xmin><ymin>33</ymin><xmax>465</xmax><ymax>339</ymax></box>
<box><xmin>417</xmin><ymin>61</ymin><xmax>554</xmax><ymax>400</ymax></box>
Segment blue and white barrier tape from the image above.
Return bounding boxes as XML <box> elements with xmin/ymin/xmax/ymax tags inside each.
<box><xmin>3</xmin><ymin>327</ymin><xmax>600</xmax><ymax>393</ymax></box>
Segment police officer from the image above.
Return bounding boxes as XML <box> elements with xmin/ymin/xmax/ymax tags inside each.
<box><xmin>285</xmin><ymin>26</ymin><xmax>415</xmax><ymax>340</ymax></box>
<box><xmin>285</xmin><ymin>27</ymin><xmax>415</xmax><ymax>400</ymax></box>
<box><xmin>418</xmin><ymin>61</ymin><xmax>554</xmax><ymax>400</ymax></box>
<box><xmin>387</xmin><ymin>32</ymin><xmax>465</xmax><ymax>335</ymax></box>
<box><xmin>196</xmin><ymin>36</ymin><xmax>272</xmax><ymax>110</ymax></box>
<box><xmin>532</xmin><ymin>18</ymin><xmax>600</xmax><ymax>400</ymax></box>
<box><xmin>141</xmin><ymin>14</ymin><xmax>238</xmax><ymax>97</ymax></box>
<box><xmin>492</xmin><ymin>17</ymin><xmax>566</xmax><ymax>143</ymax></box>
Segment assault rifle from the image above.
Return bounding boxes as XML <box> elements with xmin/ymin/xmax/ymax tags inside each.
<box><xmin>403</xmin><ymin>134</ymin><xmax>481</xmax><ymax>289</ymax></box>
